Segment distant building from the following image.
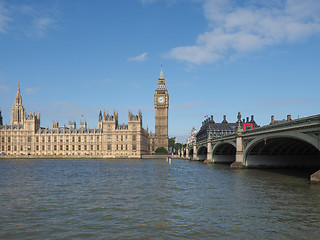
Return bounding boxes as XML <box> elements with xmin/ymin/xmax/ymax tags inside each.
<box><xmin>270</xmin><ymin>115</ymin><xmax>292</xmax><ymax>125</ymax></box>
<box><xmin>187</xmin><ymin>127</ymin><xmax>197</xmax><ymax>146</ymax></box>
<box><xmin>196</xmin><ymin>115</ymin><xmax>259</xmax><ymax>143</ymax></box>
<box><xmin>0</xmin><ymin>67</ymin><xmax>169</xmax><ymax>157</ymax></box>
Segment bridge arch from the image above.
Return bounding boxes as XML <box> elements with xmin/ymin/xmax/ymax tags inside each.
<box><xmin>197</xmin><ymin>146</ymin><xmax>207</xmax><ymax>161</ymax></box>
<box><xmin>244</xmin><ymin>133</ymin><xmax>320</xmax><ymax>168</ymax></box>
<box><xmin>212</xmin><ymin>142</ymin><xmax>236</xmax><ymax>163</ymax></box>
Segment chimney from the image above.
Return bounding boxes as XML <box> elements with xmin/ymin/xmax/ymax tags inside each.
<box><xmin>251</xmin><ymin>115</ymin><xmax>254</xmax><ymax>122</ymax></box>
<box><xmin>211</xmin><ymin>115</ymin><xmax>213</xmax><ymax>121</ymax></box>
<box><xmin>287</xmin><ymin>115</ymin><xmax>292</xmax><ymax>121</ymax></box>
<box><xmin>271</xmin><ymin>115</ymin><xmax>274</xmax><ymax>124</ymax></box>
<box><xmin>246</xmin><ymin>117</ymin><xmax>249</xmax><ymax>123</ymax></box>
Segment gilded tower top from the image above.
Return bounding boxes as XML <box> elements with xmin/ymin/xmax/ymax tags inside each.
<box><xmin>156</xmin><ymin>65</ymin><xmax>167</xmax><ymax>90</ymax></box>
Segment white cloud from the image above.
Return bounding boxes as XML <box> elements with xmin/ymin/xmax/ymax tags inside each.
<box><xmin>127</xmin><ymin>52</ymin><xmax>148</xmax><ymax>62</ymax></box>
<box><xmin>167</xmin><ymin>0</ymin><xmax>320</xmax><ymax>64</ymax></box>
<box><xmin>0</xmin><ymin>84</ymin><xmax>9</xmax><ymax>92</ymax></box>
<box><xmin>0</xmin><ymin>2</ymin><xmax>11</xmax><ymax>34</ymax></box>
<box><xmin>25</xmin><ymin>87</ymin><xmax>37</xmax><ymax>95</ymax></box>
<box><xmin>0</xmin><ymin>2</ymin><xmax>58</xmax><ymax>38</ymax></box>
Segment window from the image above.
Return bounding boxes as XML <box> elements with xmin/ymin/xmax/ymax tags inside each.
<box><xmin>72</xmin><ymin>145</ymin><xmax>75</xmax><ymax>151</ymax></box>
<box><xmin>66</xmin><ymin>136</ymin><xmax>69</xmax><ymax>142</ymax></box>
<box><xmin>121</xmin><ymin>135</ymin><xmax>123</xmax><ymax>141</ymax></box>
<box><xmin>2</xmin><ymin>146</ymin><xmax>4</xmax><ymax>151</ymax></box>
<box><xmin>1</xmin><ymin>137</ymin><xmax>4</xmax><ymax>143</ymax></box>
<box><xmin>72</xmin><ymin>136</ymin><xmax>75</xmax><ymax>142</ymax></box>
<box><xmin>60</xmin><ymin>145</ymin><xmax>63</xmax><ymax>150</ymax></box>
<box><xmin>8</xmin><ymin>145</ymin><xmax>11</xmax><ymax>151</ymax></box>
<box><xmin>21</xmin><ymin>145</ymin><xmax>23</xmax><ymax>151</ymax></box>
<box><xmin>36</xmin><ymin>137</ymin><xmax>39</xmax><ymax>142</ymax></box>
<box><xmin>14</xmin><ymin>137</ymin><xmax>17</xmax><ymax>143</ymax></box>
<box><xmin>21</xmin><ymin>137</ymin><xmax>23</xmax><ymax>143</ymax></box>
<box><xmin>84</xmin><ymin>137</ymin><xmax>87</xmax><ymax>142</ymax></box>
<box><xmin>66</xmin><ymin>145</ymin><xmax>69</xmax><ymax>151</ymax></box>
<box><xmin>48</xmin><ymin>145</ymin><xmax>51</xmax><ymax>151</ymax></box>
<box><xmin>84</xmin><ymin>145</ymin><xmax>87</xmax><ymax>151</ymax></box>
<box><xmin>8</xmin><ymin>137</ymin><xmax>10</xmax><ymax>143</ymax></box>
<box><xmin>78</xmin><ymin>145</ymin><xmax>81</xmax><ymax>150</ymax></box>
<box><xmin>78</xmin><ymin>137</ymin><xmax>81</xmax><ymax>142</ymax></box>
<box><xmin>48</xmin><ymin>136</ymin><xmax>51</xmax><ymax>143</ymax></box>
<box><xmin>60</xmin><ymin>136</ymin><xmax>63</xmax><ymax>142</ymax></box>
<box><xmin>42</xmin><ymin>137</ymin><xmax>45</xmax><ymax>143</ymax></box>
<box><xmin>91</xmin><ymin>145</ymin><xmax>93</xmax><ymax>151</ymax></box>
<box><xmin>97</xmin><ymin>136</ymin><xmax>99</xmax><ymax>142</ymax></box>
<box><xmin>97</xmin><ymin>145</ymin><xmax>99</xmax><ymax>151</ymax></box>
<box><xmin>91</xmin><ymin>136</ymin><xmax>93</xmax><ymax>142</ymax></box>
<box><xmin>54</xmin><ymin>136</ymin><xmax>57</xmax><ymax>142</ymax></box>
<box><xmin>28</xmin><ymin>145</ymin><xmax>31</xmax><ymax>151</ymax></box>
<box><xmin>54</xmin><ymin>145</ymin><xmax>57</xmax><ymax>151</ymax></box>
<box><xmin>107</xmin><ymin>144</ymin><xmax>111</xmax><ymax>151</ymax></box>
<box><xmin>36</xmin><ymin>145</ymin><xmax>39</xmax><ymax>151</ymax></box>
<box><xmin>132</xmin><ymin>135</ymin><xmax>136</xmax><ymax>141</ymax></box>
<box><xmin>107</xmin><ymin>135</ymin><xmax>112</xmax><ymax>141</ymax></box>
<box><xmin>132</xmin><ymin>144</ymin><xmax>136</xmax><ymax>151</ymax></box>
<box><xmin>42</xmin><ymin>145</ymin><xmax>45</xmax><ymax>151</ymax></box>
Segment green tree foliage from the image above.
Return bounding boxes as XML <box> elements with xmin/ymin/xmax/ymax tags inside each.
<box><xmin>174</xmin><ymin>143</ymin><xmax>183</xmax><ymax>150</ymax></box>
<box><xmin>155</xmin><ymin>147</ymin><xmax>168</xmax><ymax>155</ymax></box>
<box><xmin>168</xmin><ymin>138</ymin><xmax>175</xmax><ymax>148</ymax></box>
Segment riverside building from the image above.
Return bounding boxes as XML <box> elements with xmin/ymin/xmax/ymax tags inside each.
<box><xmin>0</xmin><ymin>67</ymin><xmax>169</xmax><ymax>157</ymax></box>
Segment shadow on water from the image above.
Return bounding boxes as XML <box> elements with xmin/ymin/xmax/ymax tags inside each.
<box><xmin>202</xmin><ymin>161</ymin><xmax>319</xmax><ymax>180</ymax></box>
<box><xmin>254</xmin><ymin>167</ymin><xmax>319</xmax><ymax>180</ymax></box>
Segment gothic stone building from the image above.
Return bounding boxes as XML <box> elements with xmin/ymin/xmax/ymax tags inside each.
<box><xmin>0</xmin><ymin>67</ymin><xmax>169</xmax><ymax>157</ymax></box>
<box><xmin>196</xmin><ymin>115</ymin><xmax>259</xmax><ymax>143</ymax></box>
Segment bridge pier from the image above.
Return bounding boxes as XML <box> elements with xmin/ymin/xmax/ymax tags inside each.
<box><xmin>311</xmin><ymin>170</ymin><xmax>320</xmax><ymax>183</ymax></box>
<box><xmin>231</xmin><ymin>132</ymin><xmax>245</xmax><ymax>168</ymax></box>
<box><xmin>193</xmin><ymin>144</ymin><xmax>197</xmax><ymax>160</ymax></box>
<box><xmin>203</xmin><ymin>140</ymin><xmax>212</xmax><ymax>164</ymax></box>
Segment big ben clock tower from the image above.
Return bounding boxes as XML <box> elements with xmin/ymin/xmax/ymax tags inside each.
<box><xmin>154</xmin><ymin>65</ymin><xmax>169</xmax><ymax>151</ymax></box>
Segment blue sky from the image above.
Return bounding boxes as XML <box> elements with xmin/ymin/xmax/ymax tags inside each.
<box><xmin>0</xmin><ymin>0</ymin><xmax>320</xmax><ymax>142</ymax></box>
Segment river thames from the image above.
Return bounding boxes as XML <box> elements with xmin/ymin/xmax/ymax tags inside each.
<box><xmin>0</xmin><ymin>158</ymin><xmax>319</xmax><ymax>239</ymax></box>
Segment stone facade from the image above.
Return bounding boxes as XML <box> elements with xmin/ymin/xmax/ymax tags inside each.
<box><xmin>0</xmin><ymin>67</ymin><xmax>168</xmax><ymax>157</ymax></box>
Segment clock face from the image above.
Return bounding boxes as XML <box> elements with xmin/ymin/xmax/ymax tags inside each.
<box><xmin>158</xmin><ymin>96</ymin><xmax>165</xmax><ymax>103</ymax></box>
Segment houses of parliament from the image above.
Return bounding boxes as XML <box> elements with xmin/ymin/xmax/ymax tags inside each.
<box><xmin>0</xmin><ymin>67</ymin><xmax>169</xmax><ymax>157</ymax></box>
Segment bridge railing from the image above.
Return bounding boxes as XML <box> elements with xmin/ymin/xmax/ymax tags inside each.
<box><xmin>242</xmin><ymin>114</ymin><xmax>320</xmax><ymax>135</ymax></box>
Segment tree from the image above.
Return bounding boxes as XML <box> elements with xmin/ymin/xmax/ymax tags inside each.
<box><xmin>174</xmin><ymin>142</ymin><xmax>183</xmax><ymax>151</ymax></box>
<box><xmin>155</xmin><ymin>147</ymin><xmax>168</xmax><ymax>155</ymax></box>
<box><xmin>168</xmin><ymin>138</ymin><xmax>175</xmax><ymax>148</ymax></box>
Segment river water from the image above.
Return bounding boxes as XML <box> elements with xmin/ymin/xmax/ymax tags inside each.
<box><xmin>0</xmin><ymin>159</ymin><xmax>319</xmax><ymax>239</ymax></box>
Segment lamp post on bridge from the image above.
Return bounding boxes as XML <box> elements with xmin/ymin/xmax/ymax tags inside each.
<box><xmin>231</xmin><ymin>112</ymin><xmax>245</xmax><ymax>168</ymax></box>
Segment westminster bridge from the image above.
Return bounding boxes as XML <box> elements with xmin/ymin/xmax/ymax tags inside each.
<box><xmin>181</xmin><ymin>114</ymin><xmax>320</xmax><ymax>182</ymax></box>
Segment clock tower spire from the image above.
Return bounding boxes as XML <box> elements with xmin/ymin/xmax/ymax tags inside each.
<box><xmin>154</xmin><ymin>65</ymin><xmax>169</xmax><ymax>151</ymax></box>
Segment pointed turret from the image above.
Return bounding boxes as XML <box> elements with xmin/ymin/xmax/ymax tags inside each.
<box><xmin>157</xmin><ymin>64</ymin><xmax>167</xmax><ymax>89</ymax></box>
<box><xmin>159</xmin><ymin>64</ymin><xmax>165</xmax><ymax>80</ymax></box>
<box><xmin>11</xmin><ymin>82</ymin><xmax>26</xmax><ymax>125</ymax></box>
